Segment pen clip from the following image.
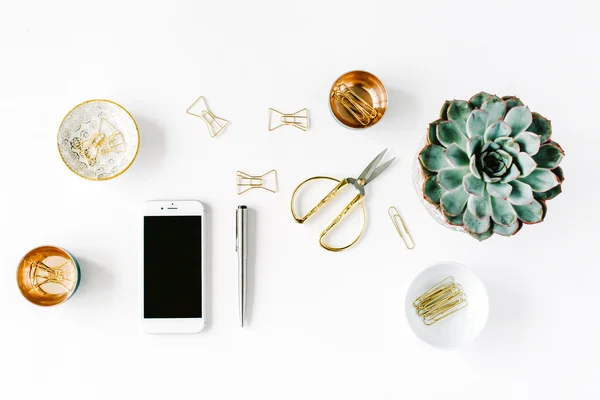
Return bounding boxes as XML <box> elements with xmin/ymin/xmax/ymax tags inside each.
<box><xmin>235</xmin><ymin>209</ymin><xmax>239</xmax><ymax>252</ymax></box>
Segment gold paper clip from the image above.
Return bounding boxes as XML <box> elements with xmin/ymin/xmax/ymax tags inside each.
<box><xmin>236</xmin><ymin>169</ymin><xmax>278</xmax><ymax>195</ymax></box>
<box><xmin>74</xmin><ymin>119</ymin><xmax>126</xmax><ymax>166</ymax></box>
<box><xmin>388</xmin><ymin>206</ymin><xmax>415</xmax><ymax>249</ymax></box>
<box><xmin>332</xmin><ymin>84</ymin><xmax>378</xmax><ymax>126</ymax></box>
<box><xmin>413</xmin><ymin>277</ymin><xmax>467</xmax><ymax>326</ymax></box>
<box><xmin>268</xmin><ymin>108</ymin><xmax>309</xmax><ymax>131</ymax></box>
<box><xmin>29</xmin><ymin>259</ymin><xmax>74</xmax><ymax>294</ymax></box>
<box><xmin>186</xmin><ymin>96</ymin><xmax>229</xmax><ymax>138</ymax></box>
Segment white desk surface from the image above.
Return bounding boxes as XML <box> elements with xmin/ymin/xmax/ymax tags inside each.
<box><xmin>1</xmin><ymin>1</ymin><xmax>598</xmax><ymax>399</ymax></box>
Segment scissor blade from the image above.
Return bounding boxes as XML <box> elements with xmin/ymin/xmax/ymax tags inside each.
<box><xmin>365</xmin><ymin>157</ymin><xmax>395</xmax><ymax>185</ymax></box>
<box><xmin>358</xmin><ymin>149</ymin><xmax>388</xmax><ymax>183</ymax></box>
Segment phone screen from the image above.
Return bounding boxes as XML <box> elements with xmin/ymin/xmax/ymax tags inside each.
<box><xmin>144</xmin><ymin>215</ymin><xmax>202</xmax><ymax>318</ymax></box>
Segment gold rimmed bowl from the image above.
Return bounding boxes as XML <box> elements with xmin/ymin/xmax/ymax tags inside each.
<box><xmin>329</xmin><ymin>70</ymin><xmax>388</xmax><ymax>129</ymax></box>
<box><xmin>17</xmin><ymin>246</ymin><xmax>81</xmax><ymax>306</ymax></box>
<box><xmin>58</xmin><ymin>99</ymin><xmax>140</xmax><ymax>180</ymax></box>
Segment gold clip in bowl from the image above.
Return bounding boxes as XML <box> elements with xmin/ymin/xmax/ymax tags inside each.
<box><xmin>412</xmin><ymin>276</ymin><xmax>467</xmax><ymax>326</ymax></box>
<box><xmin>57</xmin><ymin>99</ymin><xmax>139</xmax><ymax>181</ymax></box>
<box><xmin>16</xmin><ymin>246</ymin><xmax>81</xmax><ymax>306</ymax></box>
<box><xmin>73</xmin><ymin>119</ymin><xmax>126</xmax><ymax>167</ymax></box>
<box><xmin>329</xmin><ymin>70</ymin><xmax>388</xmax><ymax>129</ymax></box>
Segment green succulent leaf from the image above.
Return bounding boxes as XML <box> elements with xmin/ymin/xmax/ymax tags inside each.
<box><xmin>512</xmin><ymin>199</ymin><xmax>544</xmax><ymax>224</ymax></box>
<box><xmin>447</xmin><ymin>101</ymin><xmax>473</xmax><ymax>135</ymax></box>
<box><xmin>507</xmin><ymin>180</ymin><xmax>534</xmax><ymax>205</ymax></box>
<box><xmin>467</xmin><ymin>137</ymin><xmax>483</xmax><ymax>158</ymax></box>
<box><xmin>534</xmin><ymin>184</ymin><xmax>562</xmax><ymax>201</ymax></box>
<box><xmin>484</xmin><ymin>120</ymin><xmax>512</xmax><ymax>142</ymax></box>
<box><xmin>495</xmin><ymin>137</ymin><xmax>520</xmax><ymax>156</ymax></box>
<box><xmin>463</xmin><ymin>210</ymin><xmax>491</xmax><ymax>234</ymax></box>
<box><xmin>514</xmin><ymin>152</ymin><xmax>537</xmax><ymax>177</ymax></box>
<box><xmin>504</xmin><ymin>106</ymin><xmax>532</xmax><ymax>136</ymax></box>
<box><xmin>445</xmin><ymin>144</ymin><xmax>470</xmax><ymax>167</ymax></box>
<box><xmin>490</xmin><ymin>196</ymin><xmax>518</xmax><ymax>226</ymax></box>
<box><xmin>518</xmin><ymin>168</ymin><xmax>560</xmax><ymax>192</ymax></box>
<box><xmin>419</xmin><ymin>144</ymin><xmax>450</xmax><ymax>172</ymax></box>
<box><xmin>483</xmin><ymin>172</ymin><xmax>502</xmax><ymax>183</ymax></box>
<box><xmin>440</xmin><ymin>186</ymin><xmax>469</xmax><ymax>217</ymax></box>
<box><xmin>493</xmin><ymin>220</ymin><xmax>521</xmax><ymax>236</ymax></box>
<box><xmin>482</xmin><ymin>152</ymin><xmax>508</xmax><ymax>176</ymax></box>
<box><xmin>528</xmin><ymin>112</ymin><xmax>552</xmax><ymax>143</ymax></box>
<box><xmin>487</xmin><ymin>182</ymin><xmax>513</xmax><ymax>199</ymax></box>
<box><xmin>437</xmin><ymin>121</ymin><xmax>467</xmax><ymax>149</ymax></box>
<box><xmin>445</xmin><ymin>212</ymin><xmax>465</xmax><ymax>226</ymax></box>
<box><xmin>463</xmin><ymin>173</ymin><xmax>485</xmax><ymax>197</ymax></box>
<box><xmin>481</xmin><ymin>95</ymin><xmax>507</xmax><ymax>126</ymax></box>
<box><xmin>500</xmin><ymin>164</ymin><xmax>521</xmax><ymax>183</ymax></box>
<box><xmin>467</xmin><ymin>228</ymin><xmax>494</xmax><ymax>241</ymax></box>
<box><xmin>469</xmin><ymin>92</ymin><xmax>492</xmax><ymax>108</ymax></box>
<box><xmin>514</xmin><ymin>131</ymin><xmax>541</xmax><ymax>155</ymax></box>
<box><xmin>467</xmin><ymin>193</ymin><xmax>491</xmax><ymax>219</ymax></box>
<box><xmin>466</xmin><ymin>109</ymin><xmax>489</xmax><ymax>138</ymax></box>
<box><xmin>495</xmin><ymin>149</ymin><xmax>513</xmax><ymax>169</ymax></box>
<box><xmin>439</xmin><ymin>100</ymin><xmax>451</xmax><ymax>119</ymax></box>
<box><xmin>469</xmin><ymin>156</ymin><xmax>481</xmax><ymax>179</ymax></box>
<box><xmin>427</xmin><ymin>120</ymin><xmax>442</xmax><ymax>145</ymax></box>
<box><xmin>423</xmin><ymin>175</ymin><xmax>443</xmax><ymax>205</ymax></box>
<box><xmin>480</xmin><ymin>141</ymin><xmax>500</xmax><ymax>153</ymax></box>
<box><xmin>438</xmin><ymin>167</ymin><xmax>469</xmax><ymax>191</ymax></box>
<box><xmin>502</xmin><ymin>96</ymin><xmax>524</xmax><ymax>111</ymax></box>
<box><xmin>553</xmin><ymin>166</ymin><xmax>565</xmax><ymax>183</ymax></box>
<box><xmin>532</xmin><ymin>142</ymin><xmax>564</xmax><ymax>169</ymax></box>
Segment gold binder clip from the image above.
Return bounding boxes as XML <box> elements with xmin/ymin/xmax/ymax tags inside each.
<box><xmin>388</xmin><ymin>206</ymin><xmax>415</xmax><ymax>249</ymax></box>
<box><xmin>268</xmin><ymin>108</ymin><xmax>309</xmax><ymax>131</ymax></box>
<box><xmin>236</xmin><ymin>169</ymin><xmax>278</xmax><ymax>195</ymax></box>
<box><xmin>332</xmin><ymin>83</ymin><xmax>378</xmax><ymax>126</ymax></box>
<box><xmin>74</xmin><ymin>119</ymin><xmax>126</xmax><ymax>166</ymax></box>
<box><xmin>186</xmin><ymin>96</ymin><xmax>229</xmax><ymax>138</ymax></box>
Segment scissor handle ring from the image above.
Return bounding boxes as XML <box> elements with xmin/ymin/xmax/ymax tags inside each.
<box><xmin>290</xmin><ymin>176</ymin><xmax>367</xmax><ymax>252</ymax></box>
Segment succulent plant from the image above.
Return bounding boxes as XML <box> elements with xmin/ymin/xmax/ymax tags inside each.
<box><xmin>418</xmin><ymin>92</ymin><xmax>565</xmax><ymax>240</ymax></box>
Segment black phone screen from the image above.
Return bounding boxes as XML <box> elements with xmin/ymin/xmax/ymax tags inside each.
<box><xmin>144</xmin><ymin>215</ymin><xmax>202</xmax><ymax>318</ymax></box>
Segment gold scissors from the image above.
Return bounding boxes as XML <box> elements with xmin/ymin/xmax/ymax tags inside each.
<box><xmin>290</xmin><ymin>149</ymin><xmax>395</xmax><ymax>252</ymax></box>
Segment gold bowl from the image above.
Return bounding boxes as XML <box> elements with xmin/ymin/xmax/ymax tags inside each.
<box><xmin>17</xmin><ymin>246</ymin><xmax>81</xmax><ymax>306</ymax></box>
<box><xmin>58</xmin><ymin>99</ymin><xmax>140</xmax><ymax>180</ymax></box>
<box><xmin>329</xmin><ymin>70</ymin><xmax>388</xmax><ymax>129</ymax></box>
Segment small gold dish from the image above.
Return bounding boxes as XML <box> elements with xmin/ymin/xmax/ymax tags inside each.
<box><xmin>58</xmin><ymin>99</ymin><xmax>140</xmax><ymax>180</ymax></box>
<box><xmin>17</xmin><ymin>246</ymin><xmax>81</xmax><ymax>306</ymax></box>
<box><xmin>329</xmin><ymin>70</ymin><xmax>388</xmax><ymax>129</ymax></box>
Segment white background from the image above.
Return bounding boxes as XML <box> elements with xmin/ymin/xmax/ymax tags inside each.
<box><xmin>0</xmin><ymin>0</ymin><xmax>598</xmax><ymax>398</ymax></box>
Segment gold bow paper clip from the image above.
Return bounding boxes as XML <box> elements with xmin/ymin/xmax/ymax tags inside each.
<box><xmin>187</xmin><ymin>96</ymin><xmax>229</xmax><ymax>138</ymax></box>
<box><xmin>74</xmin><ymin>119</ymin><xmax>126</xmax><ymax>167</ymax></box>
<box><xmin>268</xmin><ymin>108</ymin><xmax>309</xmax><ymax>131</ymax></box>
<box><xmin>28</xmin><ymin>258</ymin><xmax>75</xmax><ymax>295</ymax></box>
<box><xmin>236</xmin><ymin>169</ymin><xmax>278</xmax><ymax>195</ymax></box>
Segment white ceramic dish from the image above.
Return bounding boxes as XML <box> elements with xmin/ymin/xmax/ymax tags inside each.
<box><xmin>58</xmin><ymin>99</ymin><xmax>139</xmax><ymax>180</ymax></box>
<box><xmin>405</xmin><ymin>262</ymin><xmax>489</xmax><ymax>349</ymax></box>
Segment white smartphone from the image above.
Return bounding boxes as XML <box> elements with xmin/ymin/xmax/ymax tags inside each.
<box><xmin>142</xmin><ymin>200</ymin><xmax>205</xmax><ymax>333</ymax></box>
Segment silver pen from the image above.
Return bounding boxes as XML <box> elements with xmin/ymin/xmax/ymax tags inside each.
<box><xmin>236</xmin><ymin>205</ymin><xmax>248</xmax><ymax>327</ymax></box>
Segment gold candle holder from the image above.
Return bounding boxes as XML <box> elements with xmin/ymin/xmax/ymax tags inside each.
<box><xmin>329</xmin><ymin>70</ymin><xmax>388</xmax><ymax>129</ymax></box>
<box><xmin>16</xmin><ymin>246</ymin><xmax>81</xmax><ymax>306</ymax></box>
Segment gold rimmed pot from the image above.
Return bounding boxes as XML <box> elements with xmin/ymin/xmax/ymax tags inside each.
<box><xmin>17</xmin><ymin>246</ymin><xmax>81</xmax><ymax>306</ymax></box>
<box><xmin>57</xmin><ymin>99</ymin><xmax>140</xmax><ymax>181</ymax></box>
<box><xmin>329</xmin><ymin>70</ymin><xmax>388</xmax><ymax>129</ymax></box>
